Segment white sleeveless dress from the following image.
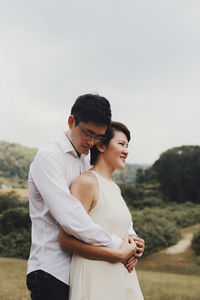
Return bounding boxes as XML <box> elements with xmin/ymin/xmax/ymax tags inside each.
<box><xmin>69</xmin><ymin>171</ymin><xmax>144</xmax><ymax>300</ymax></box>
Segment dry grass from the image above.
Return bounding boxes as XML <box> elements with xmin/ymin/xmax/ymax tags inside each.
<box><xmin>137</xmin><ymin>269</ymin><xmax>200</xmax><ymax>300</ymax></box>
<box><xmin>1</xmin><ymin>257</ymin><xmax>200</xmax><ymax>300</ymax></box>
<box><xmin>1</xmin><ymin>224</ymin><xmax>200</xmax><ymax>300</ymax></box>
<box><xmin>0</xmin><ymin>257</ymin><xmax>30</xmax><ymax>300</ymax></box>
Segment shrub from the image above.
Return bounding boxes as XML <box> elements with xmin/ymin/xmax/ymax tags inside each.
<box><xmin>0</xmin><ymin>193</ymin><xmax>31</xmax><ymax>259</ymax></box>
<box><xmin>0</xmin><ymin>207</ymin><xmax>31</xmax><ymax>234</ymax></box>
<box><xmin>166</xmin><ymin>203</ymin><xmax>200</xmax><ymax>228</ymax></box>
<box><xmin>120</xmin><ymin>183</ymin><xmax>164</xmax><ymax>210</ymax></box>
<box><xmin>195</xmin><ymin>256</ymin><xmax>200</xmax><ymax>265</ymax></box>
<box><xmin>132</xmin><ymin>197</ymin><xmax>164</xmax><ymax>210</ymax></box>
<box><xmin>0</xmin><ymin>229</ymin><xmax>30</xmax><ymax>259</ymax></box>
<box><xmin>192</xmin><ymin>231</ymin><xmax>200</xmax><ymax>256</ymax></box>
<box><xmin>132</xmin><ymin>209</ymin><xmax>181</xmax><ymax>256</ymax></box>
<box><xmin>0</xmin><ymin>191</ymin><xmax>20</xmax><ymax>212</ymax></box>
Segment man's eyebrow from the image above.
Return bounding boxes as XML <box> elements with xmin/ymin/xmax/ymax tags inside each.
<box><xmin>86</xmin><ymin>129</ymin><xmax>105</xmax><ymax>137</ymax></box>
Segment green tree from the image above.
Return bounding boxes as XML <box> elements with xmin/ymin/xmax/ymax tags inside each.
<box><xmin>152</xmin><ymin>146</ymin><xmax>200</xmax><ymax>203</ymax></box>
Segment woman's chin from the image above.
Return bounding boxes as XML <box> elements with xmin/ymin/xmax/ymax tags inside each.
<box><xmin>117</xmin><ymin>164</ymin><xmax>126</xmax><ymax>170</ymax></box>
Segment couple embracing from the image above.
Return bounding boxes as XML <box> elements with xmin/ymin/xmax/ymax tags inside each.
<box><xmin>26</xmin><ymin>94</ymin><xmax>144</xmax><ymax>300</ymax></box>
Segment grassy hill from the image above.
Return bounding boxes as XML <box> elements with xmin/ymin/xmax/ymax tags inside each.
<box><xmin>0</xmin><ymin>141</ymin><xmax>37</xmax><ymax>188</ymax></box>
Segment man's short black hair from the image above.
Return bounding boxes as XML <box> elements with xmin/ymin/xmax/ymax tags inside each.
<box><xmin>71</xmin><ymin>94</ymin><xmax>111</xmax><ymax>126</ymax></box>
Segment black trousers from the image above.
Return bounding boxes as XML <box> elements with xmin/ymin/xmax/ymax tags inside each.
<box><xmin>26</xmin><ymin>270</ymin><xmax>69</xmax><ymax>300</ymax></box>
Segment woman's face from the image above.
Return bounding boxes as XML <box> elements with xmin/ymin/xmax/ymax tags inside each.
<box><xmin>103</xmin><ymin>130</ymin><xmax>129</xmax><ymax>170</ymax></box>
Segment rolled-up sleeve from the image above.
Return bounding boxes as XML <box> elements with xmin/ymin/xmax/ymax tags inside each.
<box><xmin>30</xmin><ymin>150</ymin><xmax>122</xmax><ymax>249</ymax></box>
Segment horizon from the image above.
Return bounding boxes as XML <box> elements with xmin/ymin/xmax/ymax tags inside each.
<box><xmin>1</xmin><ymin>138</ymin><xmax>199</xmax><ymax>166</ymax></box>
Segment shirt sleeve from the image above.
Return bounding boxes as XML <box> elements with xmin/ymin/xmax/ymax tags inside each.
<box><xmin>30</xmin><ymin>150</ymin><xmax>122</xmax><ymax>249</ymax></box>
<box><xmin>128</xmin><ymin>221</ymin><xmax>137</xmax><ymax>237</ymax></box>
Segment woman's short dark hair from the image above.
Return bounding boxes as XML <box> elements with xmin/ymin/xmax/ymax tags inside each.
<box><xmin>90</xmin><ymin>121</ymin><xmax>131</xmax><ymax>165</ymax></box>
<box><xmin>71</xmin><ymin>94</ymin><xmax>111</xmax><ymax>126</ymax></box>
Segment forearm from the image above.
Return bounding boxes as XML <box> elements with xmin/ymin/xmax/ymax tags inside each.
<box><xmin>59</xmin><ymin>230</ymin><xmax>122</xmax><ymax>263</ymax></box>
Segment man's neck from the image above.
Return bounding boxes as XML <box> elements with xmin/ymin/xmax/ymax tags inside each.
<box><xmin>65</xmin><ymin>130</ymin><xmax>81</xmax><ymax>157</ymax></box>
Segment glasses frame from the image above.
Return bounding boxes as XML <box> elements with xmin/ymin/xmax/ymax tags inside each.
<box><xmin>78</xmin><ymin>124</ymin><xmax>106</xmax><ymax>143</ymax></box>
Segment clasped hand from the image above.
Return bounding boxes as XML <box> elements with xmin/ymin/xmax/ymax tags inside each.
<box><xmin>121</xmin><ymin>236</ymin><xmax>145</xmax><ymax>273</ymax></box>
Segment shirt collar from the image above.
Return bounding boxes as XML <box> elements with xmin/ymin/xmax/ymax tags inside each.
<box><xmin>58</xmin><ymin>132</ymin><xmax>88</xmax><ymax>159</ymax></box>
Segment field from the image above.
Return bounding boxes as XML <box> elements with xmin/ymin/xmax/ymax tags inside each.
<box><xmin>1</xmin><ymin>258</ymin><xmax>200</xmax><ymax>300</ymax></box>
<box><xmin>1</xmin><ymin>224</ymin><xmax>200</xmax><ymax>300</ymax></box>
<box><xmin>0</xmin><ymin>257</ymin><xmax>29</xmax><ymax>300</ymax></box>
<box><xmin>138</xmin><ymin>270</ymin><xmax>200</xmax><ymax>300</ymax></box>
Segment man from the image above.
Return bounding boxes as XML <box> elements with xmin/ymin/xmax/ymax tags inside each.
<box><xmin>26</xmin><ymin>94</ymin><xmax>144</xmax><ymax>300</ymax></box>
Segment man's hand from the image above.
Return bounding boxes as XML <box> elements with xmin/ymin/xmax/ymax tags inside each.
<box><xmin>124</xmin><ymin>236</ymin><xmax>145</xmax><ymax>273</ymax></box>
<box><xmin>124</xmin><ymin>256</ymin><xmax>138</xmax><ymax>273</ymax></box>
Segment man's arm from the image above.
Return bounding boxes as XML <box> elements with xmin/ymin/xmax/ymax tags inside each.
<box><xmin>59</xmin><ymin>228</ymin><xmax>136</xmax><ymax>263</ymax></box>
<box><xmin>30</xmin><ymin>150</ymin><xmax>122</xmax><ymax>248</ymax></box>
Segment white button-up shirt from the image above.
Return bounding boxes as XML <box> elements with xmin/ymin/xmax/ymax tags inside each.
<box><xmin>27</xmin><ymin>133</ymin><xmax>136</xmax><ymax>284</ymax></box>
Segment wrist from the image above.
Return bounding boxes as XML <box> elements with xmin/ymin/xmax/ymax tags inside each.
<box><xmin>107</xmin><ymin>248</ymin><xmax>124</xmax><ymax>262</ymax></box>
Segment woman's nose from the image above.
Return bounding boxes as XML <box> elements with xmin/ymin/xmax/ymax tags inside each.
<box><xmin>123</xmin><ymin>148</ymin><xmax>128</xmax><ymax>155</ymax></box>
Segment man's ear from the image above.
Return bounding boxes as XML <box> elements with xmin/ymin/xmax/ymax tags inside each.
<box><xmin>96</xmin><ymin>143</ymin><xmax>105</xmax><ymax>153</ymax></box>
<box><xmin>68</xmin><ymin>115</ymin><xmax>75</xmax><ymax>129</ymax></box>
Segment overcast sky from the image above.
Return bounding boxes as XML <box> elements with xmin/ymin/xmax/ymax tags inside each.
<box><xmin>0</xmin><ymin>0</ymin><xmax>199</xmax><ymax>164</ymax></box>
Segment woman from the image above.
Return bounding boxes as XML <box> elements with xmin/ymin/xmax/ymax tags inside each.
<box><xmin>59</xmin><ymin>121</ymin><xmax>144</xmax><ymax>300</ymax></box>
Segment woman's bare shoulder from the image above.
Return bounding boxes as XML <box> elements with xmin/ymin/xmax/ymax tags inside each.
<box><xmin>71</xmin><ymin>171</ymin><xmax>98</xmax><ymax>190</ymax></box>
<box><xmin>70</xmin><ymin>171</ymin><xmax>98</xmax><ymax>211</ymax></box>
<box><xmin>73</xmin><ymin>171</ymin><xmax>97</xmax><ymax>186</ymax></box>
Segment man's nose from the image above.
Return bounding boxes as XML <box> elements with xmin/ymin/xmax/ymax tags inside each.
<box><xmin>86</xmin><ymin>138</ymin><xmax>96</xmax><ymax>147</ymax></box>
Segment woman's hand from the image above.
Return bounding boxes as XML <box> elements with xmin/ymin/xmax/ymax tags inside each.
<box><xmin>133</xmin><ymin>237</ymin><xmax>145</xmax><ymax>258</ymax></box>
<box><xmin>124</xmin><ymin>236</ymin><xmax>145</xmax><ymax>272</ymax></box>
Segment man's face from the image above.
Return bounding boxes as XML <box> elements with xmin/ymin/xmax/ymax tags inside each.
<box><xmin>68</xmin><ymin>116</ymin><xmax>107</xmax><ymax>155</ymax></box>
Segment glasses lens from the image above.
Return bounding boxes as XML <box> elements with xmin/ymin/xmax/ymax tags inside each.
<box><xmin>80</xmin><ymin>125</ymin><xmax>106</xmax><ymax>142</ymax></box>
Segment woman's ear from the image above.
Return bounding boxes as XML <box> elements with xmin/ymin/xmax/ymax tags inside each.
<box><xmin>96</xmin><ymin>143</ymin><xmax>105</xmax><ymax>153</ymax></box>
<box><xmin>68</xmin><ymin>115</ymin><xmax>75</xmax><ymax>129</ymax></box>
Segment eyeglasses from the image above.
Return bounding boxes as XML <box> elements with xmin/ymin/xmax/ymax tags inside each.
<box><xmin>78</xmin><ymin>124</ymin><xmax>106</xmax><ymax>142</ymax></box>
